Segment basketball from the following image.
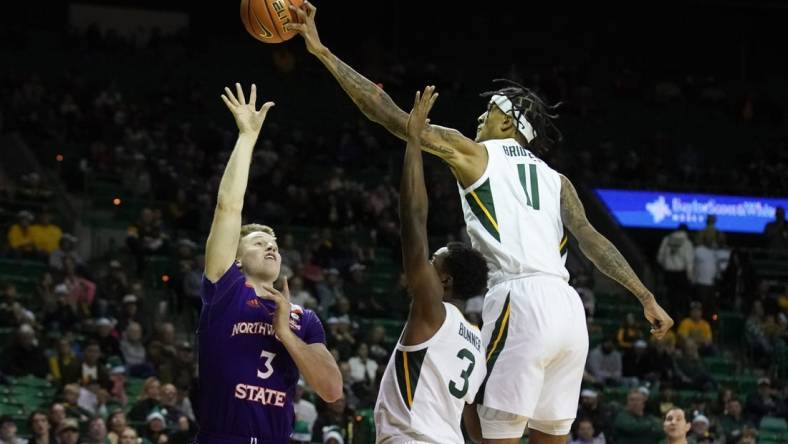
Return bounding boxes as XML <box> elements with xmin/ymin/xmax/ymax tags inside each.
<box><xmin>240</xmin><ymin>0</ymin><xmax>303</xmax><ymax>44</ymax></box>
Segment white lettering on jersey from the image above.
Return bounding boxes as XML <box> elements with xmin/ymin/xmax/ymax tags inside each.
<box><xmin>234</xmin><ymin>383</ymin><xmax>287</xmax><ymax>407</ymax></box>
<box><xmin>231</xmin><ymin>322</ymin><xmax>276</xmax><ymax>337</ymax></box>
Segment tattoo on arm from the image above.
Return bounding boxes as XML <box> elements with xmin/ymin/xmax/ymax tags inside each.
<box><xmin>560</xmin><ymin>176</ymin><xmax>654</xmax><ymax>305</ymax></box>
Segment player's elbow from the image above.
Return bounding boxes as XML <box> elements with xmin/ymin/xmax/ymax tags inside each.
<box><xmin>317</xmin><ymin>380</ymin><xmax>344</xmax><ymax>403</ymax></box>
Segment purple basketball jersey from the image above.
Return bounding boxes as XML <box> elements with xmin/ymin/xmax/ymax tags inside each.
<box><xmin>196</xmin><ymin>264</ymin><xmax>325</xmax><ymax>443</ymax></box>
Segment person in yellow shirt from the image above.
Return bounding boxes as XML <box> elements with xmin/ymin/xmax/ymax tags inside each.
<box><xmin>677</xmin><ymin>302</ymin><xmax>713</xmax><ymax>353</ymax></box>
<box><xmin>7</xmin><ymin>210</ymin><xmax>36</xmax><ymax>254</ymax></box>
<box><xmin>30</xmin><ymin>209</ymin><xmax>63</xmax><ymax>254</ymax></box>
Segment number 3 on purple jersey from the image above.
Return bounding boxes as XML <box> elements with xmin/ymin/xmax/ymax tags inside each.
<box><xmin>257</xmin><ymin>350</ymin><xmax>276</xmax><ymax>379</ymax></box>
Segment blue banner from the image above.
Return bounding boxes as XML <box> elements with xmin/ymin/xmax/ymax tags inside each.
<box><xmin>594</xmin><ymin>189</ymin><xmax>788</xmax><ymax>233</ymax></box>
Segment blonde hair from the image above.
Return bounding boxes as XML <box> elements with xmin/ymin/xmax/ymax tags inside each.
<box><xmin>240</xmin><ymin>224</ymin><xmax>276</xmax><ymax>239</ymax></box>
<box><xmin>138</xmin><ymin>377</ymin><xmax>160</xmax><ymax>401</ymax></box>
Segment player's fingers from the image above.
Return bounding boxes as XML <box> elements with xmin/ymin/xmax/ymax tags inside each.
<box><xmin>427</xmin><ymin>92</ymin><xmax>439</xmax><ymax>113</ymax></box>
<box><xmin>289</xmin><ymin>4</ymin><xmax>307</xmax><ymax>21</ymax></box>
<box><xmin>284</xmin><ymin>23</ymin><xmax>304</xmax><ymax>33</ymax></box>
<box><xmin>282</xmin><ymin>278</ymin><xmax>290</xmax><ymax>299</ymax></box>
<box><xmin>235</xmin><ymin>83</ymin><xmax>246</xmax><ymax>105</ymax></box>
<box><xmin>220</xmin><ymin>95</ymin><xmax>234</xmax><ymax>111</ymax></box>
<box><xmin>413</xmin><ymin>91</ymin><xmax>421</xmax><ymax>110</ymax></box>
<box><xmin>224</xmin><ymin>87</ymin><xmax>239</xmax><ymax>106</ymax></box>
<box><xmin>259</xmin><ymin>101</ymin><xmax>275</xmax><ymax>114</ymax></box>
<box><xmin>304</xmin><ymin>1</ymin><xmax>316</xmax><ymax>16</ymax></box>
<box><xmin>249</xmin><ymin>84</ymin><xmax>257</xmax><ymax>108</ymax></box>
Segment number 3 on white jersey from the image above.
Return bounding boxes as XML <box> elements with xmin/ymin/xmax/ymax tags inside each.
<box><xmin>257</xmin><ymin>350</ymin><xmax>276</xmax><ymax>379</ymax></box>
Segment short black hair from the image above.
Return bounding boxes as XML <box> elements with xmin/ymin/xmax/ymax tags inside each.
<box><xmin>443</xmin><ymin>242</ymin><xmax>489</xmax><ymax>300</ymax></box>
<box><xmin>481</xmin><ymin>79</ymin><xmax>563</xmax><ymax>156</ymax></box>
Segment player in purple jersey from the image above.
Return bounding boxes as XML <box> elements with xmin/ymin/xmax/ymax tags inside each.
<box><xmin>196</xmin><ymin>83</ymin><xmax>342</xmax><ymax>444</ymax></box>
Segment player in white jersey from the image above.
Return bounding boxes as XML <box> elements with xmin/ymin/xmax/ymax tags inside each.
<box><xmin>288</xmin><ymin>6</ymin><xmax>673</xmax><ymax>443</ymax></box>
<box><xmin>375</xmin><ymin>87</ymin><xmax>488</xmax><ymax>444</ymax></box>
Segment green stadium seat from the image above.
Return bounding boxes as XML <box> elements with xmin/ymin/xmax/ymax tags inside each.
<box><xmin>760</xmin><ymin>416</ymin><xmax>788</xmax><ymax>432</ymax></box>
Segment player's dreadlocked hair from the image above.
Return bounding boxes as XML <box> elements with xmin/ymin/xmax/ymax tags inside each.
<box><xmin>480</xmin><ymin>79</ymin><xmax>563</xmax><ymax>156</ymax></box>
<box><xmin>443</xmin><ymin>242</ymin><xmax>489</xmax><ymax>300</ymax></box>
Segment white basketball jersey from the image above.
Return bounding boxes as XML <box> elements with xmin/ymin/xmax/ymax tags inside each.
<box><xmin>374</xmin><ymin>303</ymin><xmax>486</xmax><ymax>443</ymax></box>
<box><xmin>458</xmin><ymin>138</ymin><xmax>569</xmax><ymax>286</ymax></box>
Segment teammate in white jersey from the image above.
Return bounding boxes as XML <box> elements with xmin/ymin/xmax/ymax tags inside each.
<box><xmin>288</xmin><ymin>5</ymin><xmax>673</xmax><ymax>443</ymax></box>
<box><xmin>375</xmin><ymin>87</ymin><xmax>488</xmax><ymax>444</ymax></box>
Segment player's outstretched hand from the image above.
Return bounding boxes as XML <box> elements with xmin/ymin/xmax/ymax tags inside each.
<box><xmin>221</xmin><ymin>83</ymin><xmax>274</xmax><ymax>136</ymax></box>
<box><xmin>260</xmin><ymin>279</ymin><xmax>293</xmax><ymax>339</ymax></box>
<box><xmin>406</xmin><ymin>85</ymin><xmax>438</xmax><ymax>142</ymax></box>
<box><xmin>285</xmin><ymin>1</ymin><xmax>324</xmax><ymax>55</ymax></box>
<box><xmin>643</xmin><ymin>299</ymin><xmax>674</xmax><ymax>339</ymax></box>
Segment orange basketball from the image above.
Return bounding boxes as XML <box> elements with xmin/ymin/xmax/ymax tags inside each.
<box><xmin>240</xmin><ymin>0</ymin><xmax>303</xmax><ymax>44</ymax></box>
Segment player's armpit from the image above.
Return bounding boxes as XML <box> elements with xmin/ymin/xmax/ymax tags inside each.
<box><xmin>420</xmin><ymin>125</ymin><xmax>487</xmax><ymax>187</ymax></box>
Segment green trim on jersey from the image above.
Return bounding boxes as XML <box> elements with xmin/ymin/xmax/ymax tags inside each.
<box><xmin>465</xmin><ymin>179</ymin><xmax>500</xmax><ymax>242</ymax></box>
<box><xmin>475</xmin><ymin>294</ymin><xmax>511</xmax><ymax>404</ymax></box>
<box><xmin>394</xmin><ymin>348</ymin><xmax>428</xmax><ymax>410</ymax></box>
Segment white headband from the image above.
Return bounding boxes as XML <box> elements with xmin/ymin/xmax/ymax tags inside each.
<box><xmin>490</xmin><ymin>94</ymin><xmax>536</xmax><ymax>142</ymax></box>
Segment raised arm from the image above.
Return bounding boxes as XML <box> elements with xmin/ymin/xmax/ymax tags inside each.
<box><xmin>399</xmin><ymin>86</ymin><xmax>446</xmax><ymax>345</ymax></box>
<box><xmin>286</xmin><ymin>2</ymin><xmax>484</xmax><ymax>182</ymax></box>
<box><xmin>559</xmin><ymin>174</ymin><xmax>674</xmax><ymax>337</ymax></box>
<box><xmin>204</xmin><ymin>84</ymin><xmax>274</xmax><ymax>282</ymax></box>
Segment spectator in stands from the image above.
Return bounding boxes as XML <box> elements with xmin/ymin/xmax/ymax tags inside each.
<box><xmin>311</xmin><ymin>396</ymin><xmax>353</xmax><ymax>444</ymax></box>
<box><xmin>347</xmin><ymin>342</ymin><xmax>377</xmax><ymax>406</ymax></box>
<box><xmin>60</xmin><ymin>384</ymin><xmax>91</xmax><ymax>422</ymax></box>
<box><xmin>0</xmin><ymin>415</ymin><xmax>27</xmax><ymax>444</ymax></box>
<box><xmin>94</xmin><ymin>318</ymin><xmax>121</xmax><ymax>359</ymax></box>
<box><xmin>657</xmin><ymin>224</ymin><xmax>694</xmax><ymax>318</ymax></box>
<box><xmin>120</xmin><ymin>321</ymin><xmax>151</xmax><ymax>377</ymax></box>
<box><xmin>118</xmin><ymin>427</ymin><xmax>139</xmax><ymax>444</ymax></box>
<box><xmin>289</xmin><ymin>276</ymin><xmax>317</xmax><ymax>309</ymax></box>
<box><xmin>42</xmin><ymin>284</ymin><xmax>81</xmax><ymax>332</ymax></box>
<box><xmin>674</xmin><ymin>339</ymin><xmax>715</xmax><ymax>390</ymax></box>
<box><xmin>159</xmin><ymin>384</ymin><xmax>186</xmax><ymax>427</ymax></box>
<box><xmin>106</xmin><ymin>410</ymin><xmax>127</xmax><ymax>444</ymax></box>
<box><xmin>316</xmin><ymin>268</ymin><xmax>344</xmax><ymax>317</ymax></box>
<box><xmin>128</xmin><ymin>377</ymin><xmax>161</xmax><ymax>421</ymax></box>
<box><xmin>47</xmin><ymin>404</ymin><xmax>65</xmax><ymax>433</ymax></box>
<box><xmin>575</xmin><ymin>389</ymin><xmax>615</xmax><ymax>441</ymax></box>
<box><xmin>587</xmin><ymin>339</ymin><xmax>623</xmax><ymax>386</ymax></box>
<box><xmin>688</xmin><ymin>414</ymin><xmax>717</xmax><ymax>444</ymax></box>
<box><xmin>59</xmin><ymin>256</ymin><xmax>96</xmax><ymax>317</ymax></box>
<box><xmin>292</xmin><ymin>380</ymin><xmax>317</xmax><ymax>444</ymax></box>
<box><xmin>622</xmin><ymin>340</ymin><xmax>657</xmax><ymax>386</ymax></box>
<box><xmin>126</xmin><ymin>208</ymin><xmax>169</xmax><ymax>274</ymax></box>
<box><xmin>29</xmin><ymin>209</ymin><xmax>62</xmax><ymax>255</ymax></box>
<box><xmin>48</xmin><ymin>234</ymin><xmax>83</xmax><ymax>272</ymax></box>
<box><xmin>691</xmin><ymin>239</ymin><xmax>718</xmax><ymax>316</ymax></box>
<box><xmin>763</xmin><ymin>206</ymin><xmax>788</xmax><ymax>250</ymax></box>
<box><xmin>366</xmin><ymin>325</ymin><xmax>388</xmax><ymax>363</ymax></box>
<box><xmin>745</xmin><ymin>377</ymin><xmax>785</xmax><ymax>424</ymax></box>
<box><xmin>83</xmin><ymin>417</ymin><xmax>107</xmax><ymax>444</ymax></box>
<box><xmin>344</xmin><ymin>262</ymin><xmax>379</xmax><ymax>315</ymax></box>
<box><xmin>116</xmin><ymin>294</ymin><xmax>146</xmax><ymax>334</ymax></box>
<box><xmin>7</xmin><ymin>210</ymin><xmax>36</xmax><ymax>256</ymax></box>
<box><xmin>719</xmin><ymin>398</ymin><xmax>747</xmax><ymax>443</ymax></box>
<box><xmin>337</xmin><ymin>363</ymin><xmax>360</xmax><ymax>410</ymax></box>
<box><xmin>695</xmin><ymin>215</ymin><xmax>726</xmax><ymax>248</ymax></box>
<box><xmin>76</xmin><ymin>341</ymin><xmax>110</xmax><ymax>389</ymax></box>
<box><xmin>49</xmin><ymin>336</ymin><xmax>80</xmax><ymax>385</ymax></box>
<box><xmin>100</xmin><ymin>260</ymin><xmax>129</xmax><ymax>306</ymax></box>
<box><xmin>2</xmin><ymin>324</ymin><xmax>47</xmax><ymax>377</ymax></box>
<box><xmin>617</xmin><ymin>313</ymin><xmax>644</xmax><ymax>350</ymax></box>
<box><xmin>677</xmin><ymin>302</ymin><xmax>713</xmax><ymax>353</ymax></box>
<box><xmin>747</xmin><ymin>301</ymin><xmax>778</xmax><ymax>369</ymax></box>
<box><xmin>157</xmin><ymin>341</ymin><xmax>195</xmax><ymax>392</ymax></box>
<box><xmin>144</xmin><ymin>410</ymin><xmax>171</xmax><ymax>444</ymax></box>
<box><xmin>27</xmin><ymin>410</ymin><xmax>54</xmax><ymax>444</ymax></box>
<box><xmin>55</xmin><ymin>419</ymin><xmax>79</xmax><ymax>444</ymax></box>
<box><xmin>279</xmin><ymin>233</ymin><xmax>303</xmax><ymax>270</ymax></box>
<box><xmin>662</xmin><ymin>408</ymin><xmax>691</xmax><ymax>444</ymax></box>
<box><xmin>569</xmin><ymin>418</ymin><xmax>604</xmax><ymax>444</ymax></box>
<box><xmin>0</xmin><ymin>283</ymin><xmax>35</xmax><ymax>328</ymax></box>
<box><xmin>613</xmin><ymin>389</ymin><xmax>663</xmax><ymax>444</ymax></box>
